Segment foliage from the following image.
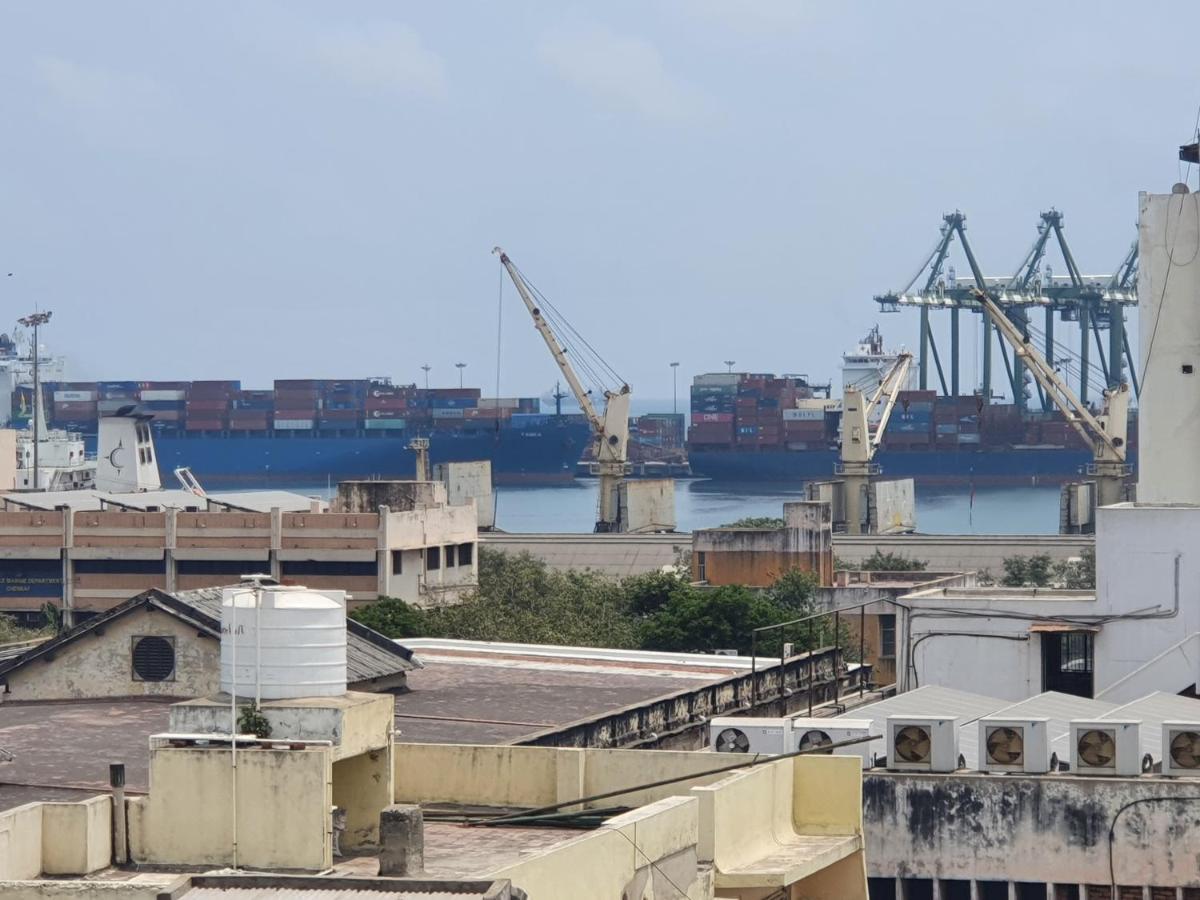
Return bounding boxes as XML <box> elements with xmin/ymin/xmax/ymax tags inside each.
<box><xmin>237</xmin><ymin>701</ymin><xmax>272</xmax><ymax>738</ymax></box>
<box><xmin>721</xmin><ymin>516</ymin><xmax>786</xmax><ymax>529</ymax></box>
<box><xmin>351</xmin><ymin>550</ymin><xmax>841</xmax><ymax>659</ymax></box>
<box><xmin>1000</xmin><ymin>553</ymin><xmax>1054</xmax><ymax>587</ymax></box>
<box><xmin>0</xmin><ymin>612</ymin><xmax>54</xmax><ymax>644</ymax></box>
<box><xmin>1055</xmin><ymin>547</ymin><xmax>1096</xmax><ymax>590</ymax></box>
<box><xmin>853</xmin><ymin>551</ymin><xmax>928</xmax><ymax>572</ymax></box>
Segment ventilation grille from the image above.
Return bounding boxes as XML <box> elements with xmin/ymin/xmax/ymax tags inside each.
<box><xmin>894</xmin><ymin>725</ymin><xmax>932</xmax><ymax>764</ymax></box>
<box><xmin>132</xmin><ymin>636</ymin><xmax>176</xmax><ymax>682</ymax></box>
<box><xmin>715</xmin><ymin>728</ymin><xmax>750</xmax><ymax>753</ymax></box>
<box><xmin>986</xmin><ymin>726</ymin><xmax>1025</xmax><ymax>766</ymax></box>
<box><xmin>1077</xmin><ymin>729</ymin><xmax>1116</xmax><ymax>768</ymax></box>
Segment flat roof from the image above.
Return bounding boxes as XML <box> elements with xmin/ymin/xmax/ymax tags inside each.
<box><xmin>0</xmin><ymin>488</ymin><xmax>322</xmax><ymax>513</ymax></box>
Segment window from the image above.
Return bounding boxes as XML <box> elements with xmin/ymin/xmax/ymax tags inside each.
<box><xmin>696</xmin><ymin>551</ymin><xmax>706</xmax><ymax>582</ymax></box>
<box><xmin>444</xmin><ymin>545</ymin><xmax>457</xmax><ymax>568</ymax></box>
<box><xmin>391</xmin><ymin>550</ymin><xmax>403</xmax><ymax>574</ymax></box>
<box><xmin>458</xmin><ymin>543</ymin><xmax>474</xmax><ymax>566</ymax></box>
<box><xmin>131</xmin><ymin>636</ymin><xmax>176</xmax><ymax>682</ymax></box>
<box><xmin>279</xmin><ymin>560</ymin><xmax>377</xmax><ymax>577</ymax></box>
<box><xmin>879</xmin><ymin>614</ymin><xmax>896</xmax><ymax>658</ymax></box>
<box><xmin>1042</xmin><ymin>631</ymin><xmax>1095</xmax><ymax>698</ymax></box>
<box><xmin>426</xmin><ymin>546</ymin><xmax>441</xmax><ymax>571</ymax></box>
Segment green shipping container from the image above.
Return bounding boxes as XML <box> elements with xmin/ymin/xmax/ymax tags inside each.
<box><xmin>364</xmin><ymin>418</ymin><xmax>406</xmax><ymax>431</ymax></box>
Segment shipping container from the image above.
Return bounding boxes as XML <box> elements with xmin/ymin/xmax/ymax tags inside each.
<box><xmin>54</xmin><ymin>390</ymin><xmax>97</xmax><ymax>402</ymax></box>
<box><xmin>432</xmin><ymin>407</ymin><xmax>465</xmax><ymax>419</ymax></box>
<box><xmin>478</xmin><ymin>397</ymin><xmax>521</xmax><ymax>410</ymax></box>
<box><xmin>273</xmin><ymin>419</ymin><xmax>315</xmax><ymax>430</ymax></box>
<box><xmin>693</xmin><ymin>373</ymin><xmax>741</xmax><ymax>387</ymax></box>
<box><xmin>783</xmin><ymin>408</ymin><xmax>824</xmax><ymax>422</ymax></box>
<box><xmin>140</xmin><ymin>390</ymin><xmax>187</xmax><ymax>402</ymax></box>
<box><xmin>364</xmin><ymin>418</ymin><xmax>407</xmax><ymax>431</ymax></box>
<box><xmin>366</xmin><ymin>409</ymin><xmax>405</xmax><ymax>420</ymax></box>
<box><xmin>935</xmin><ymin>424</ymin><xmax>959</xmax><ymax>435</ymax></box>
<box><xmin>187</xmin><ymin>399</ymin><xmax>231</xmax><ymax>412</ymax></box>
<box><xmin>692</xmin><ymin>412</ymin><xmax>734</xmax><ymax>424</ymax></box>
<box><xmin>365</xmin><ymin>396</ymin><xmax>407</xmax><ymax>411</ymax></box>
<box><xmin>185</xmin><ymin>419</ymin><xmax>227</xmax><ymax>431</ymax></box>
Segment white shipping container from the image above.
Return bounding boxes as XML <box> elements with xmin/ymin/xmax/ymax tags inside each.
<box><xmin>478</xmin><ymin>398</ymin><xmax>521</xmax><ymax>410</ymax></box>
<box><xmin>140</xmin><ymin>390</ymin><xmax>188</xmax><ymax>401</ymax></box>
<box><xmin>54</xmin><ymin>390</ymin><xmax>97</xmax><ymax>402</ymax></box>
<box><xmin>432</xmin><ymin>408</ymin><xmax>465</xmax><ymax>419</ymax></box>
<box><xmin>274</xmin><ymin>418</ymin><xmax>315</xmax><ymax>430</ymax></box>
<box><xmin>784</xmin><ymin>408</ymin><xmax>825</xmax><ymax>421</ymax></box>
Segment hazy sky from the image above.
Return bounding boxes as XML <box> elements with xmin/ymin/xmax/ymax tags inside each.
<box><xmin>1</xmin><ymin>2</ymin><xmax>1196</xmax><ymax>403</ymax></box>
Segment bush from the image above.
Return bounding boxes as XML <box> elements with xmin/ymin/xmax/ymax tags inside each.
<box><xmin>1000</xmin><ymin>553</ymin><xmax>1054</xmax><ymax>587</ymax></box>
<box><xmin>854</xmin><ymin>551</ymin><xmax>927</xmax><ymax>572</ymax></box>
<box><xmin>721</xmin><ymin>516</ymin><xmax>786</xmax><ymax>529</ymax></box>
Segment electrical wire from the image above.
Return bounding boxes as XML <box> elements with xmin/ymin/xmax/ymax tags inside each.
<box><xmin>1140</xmin><ymin>190</ymin><xmax>1200</xmax><ymax>396</ymax></box>
<box><xmin>600</xmin><ymin>824</ymin><xmax>693</xmax><ymax>899</ymax></box>
<box><xmin>1107</xmin><ymin>796</ymin><xmax>1200</xmax><ymax>890</ymax></box>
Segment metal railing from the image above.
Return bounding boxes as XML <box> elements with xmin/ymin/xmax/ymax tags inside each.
<box><xmin>749</xmin><ymin>597</ymin><xmax>909</xmax><ymax>714</ymax></box>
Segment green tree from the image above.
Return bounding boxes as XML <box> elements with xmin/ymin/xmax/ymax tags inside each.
<box><xmin>765</xmin><ymin>568</ymin><xmax>819</xmax><ymax>612</ymax></box>
<box><xmin>638</xmin><ymin>584</ymin><xmax>792</xmax><ymax>655</ymax></box>
<box><xmin>855</xmin><ymin>551</ymin><xmax>927</xmax><ymax>572</ymax></box>
<box><xmin>1000</xmin><ymin>553</ymin><xmax>1054</xmax><ymax>587</ymax></box>
<box><xmin>350</xmin><ymin>596</ymin><xmax>426</xmax><ymax>638</ymax></box>
<box><xmin>623</xmin><ymin>570</ymin><xmax>686</xmax><ymax>616</ymax></box>
<box><xmin>1053</xmin><ymin>547</ymin><xmax>1096</xmax><ymax>590</ymax></box>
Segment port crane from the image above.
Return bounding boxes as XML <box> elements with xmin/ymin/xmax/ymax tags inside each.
<box><xmin>969</xmin><ymin>286</ymin><xmax>1130</xmax><ymax>508</ymax></box>
<box><xmin>494</xmin><ymin>248</ymin><xmax>633</xmax><ymax>532</ymax></box>
<box><xmin>837</xmin><ymin>351</ymin><xmax>913</xmax><ymax>535</ymax></box>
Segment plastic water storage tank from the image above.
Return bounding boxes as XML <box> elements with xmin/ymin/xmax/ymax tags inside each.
<box><xmin>219</xmin><ymin>585</ymin><xmax>348</xmax><ymax>699</ymax></box>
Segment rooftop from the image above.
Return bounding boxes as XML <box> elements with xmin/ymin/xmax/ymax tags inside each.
<box><xmin>0</xmin><ymin>488</ymin><xmax>324</xmax><ymax>512</ymax></box>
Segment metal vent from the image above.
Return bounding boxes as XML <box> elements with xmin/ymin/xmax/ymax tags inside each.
<box><xmin>894</xmin><ymin>725</ymin><xmax>932</xmax><ymax>763</ymax></box>
<box><xmin>798</xmin><ymin>729</ymin><xmax>834</xmax><ymax>754</ymax></box>
<box><xmin>986</xmin><ymin>726</ymin><xmax>1025</xmax><ymax>766</ymax></box>
<box><xmin>1077</xmin><ymin>729</ymin><xmax>1116</xmax><ymax>768</ymax></box>
<box><xmin>132</xmin><ymin>636</ymin><xmax>175</xmax><ymax>682</ymax></box>
<box><xmin>715</xmin><ymin>728</ymin><xmax>750</xmax><ymax>753</ymax></box>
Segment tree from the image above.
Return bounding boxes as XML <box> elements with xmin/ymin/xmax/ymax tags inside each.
<box><xmin>638</xmin><ymin>584</ymin><xmax>792</xmax><ymax>655</ymax></box>
<box><xmin>1054</xmin><ymin>547</ymin><xmax>1095</xmax><ymax>590</ymax></box>
<box><xmin>854</xmin><ymin>551</ymin><xmax>927</xmax><ymax>572</ymax></box>
<box><xmin>1000</xmin><ymin>553</ymin><xmax>1054</xmax><ymax>587</ymax></box>
<box><xmin>350</xmin><ymin>596</ymin><xmax>426</xmax><ymax>638</ymax></box>
<box><xmin>623</xmin><ymin>570</ymin><xmax>687</xmax><ymax>616</ymax></box>
<box><xmin>765</xmin><ymin>568</ymin><xmax>819</xmax><ymax>612</ymax></box>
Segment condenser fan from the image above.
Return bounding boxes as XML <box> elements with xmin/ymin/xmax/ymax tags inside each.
<box><xmin>715</xmin><ymin>728</ymin><xmax>751</xmax><ymax>754</ymax></box>
<box><xmin>1170</xmin><ymin>731</ymin><xmax>1200</xmax><ymax>769</ymax></box>
<box><xmin>1077</xmin><ymin>729</ymin><xmax>1117</xmax><ymax>767</ymax></box>
<box><xmin>894</xmin><ymin>725</ymin><xmax>932</xmax><ymax>764</ymax></box>
<box><xmin>986</xmin><ymin>727</ymin><xmax>1025</xmax><ymax>766</ymax></box>
<box><xmin>797</xmin><ymin>729</ymin><xmax>834</xmax><ymax>754</ymax></box>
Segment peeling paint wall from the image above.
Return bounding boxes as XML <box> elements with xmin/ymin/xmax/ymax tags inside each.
<box><xmin>2</xmin><ymin>607</ymin><xmax>217</xmax><ymax>701</ymax></box>
<box><xmin>694</xmin><ymin>501</ymin><xmax>833</xmax><ymax>587</ymax></box>
<box><xmin>863</xmin><ymin>772</ymin><xmax>1200</xmax><ymax>887</ymax></box>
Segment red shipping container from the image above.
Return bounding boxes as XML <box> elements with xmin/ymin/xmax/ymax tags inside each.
<box><xmin>274</xmin><ymin>390</ymin><xmax>319</xmax><ymax>405</ymax></box>
<box><xmin>692</xmin><ymin>412</ymin><xmax>733</xmax><ymax>425</ymax></box>
<box><xmin>366</xmin><ymin>409</ymin><xmax>405</xmax><ymax>420</ymax></box>
<box><xmin>321</xmin><ymin>408</ymin><xmax>359</xmax><ymax>420</ymax></box>
<box><xmin>185</xmin><ymin>419</ymin><xmax>226</xmax><ymax>430</ymax></box>
<box><xmin>365</xmin><ymin>396</ymin><xmax>407</xmax><ymax>411</ymax></box>
<box><xmin>187</xmin><ymin>399</ymin><xmax>231</xmax><ymax>412</ymax></box>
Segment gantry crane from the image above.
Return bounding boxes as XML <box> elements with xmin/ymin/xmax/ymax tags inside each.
<box><xmin>971</xmin><ymin>287</ymin><xmax>1130</xmax><ymax>507</ymax></box>
<box><xmin>837</xmin><ymin>352</ymin><xmax>913</xmax><ymax>534</ymax></box>
<box><xmin>494</xmin><ymin>248</ymin><xmax>633</xmax><ymax>532</ymax></box>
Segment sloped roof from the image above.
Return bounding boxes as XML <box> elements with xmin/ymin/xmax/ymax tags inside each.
<box><xmin>0</xmin><ymin>586</ymin><xmax>418</xmax><ymax>688</ymax></box>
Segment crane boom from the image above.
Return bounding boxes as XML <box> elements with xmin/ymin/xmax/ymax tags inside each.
<box><xmin>494</xmin><ymin>247</ymin><xmax>632</xmax><ymax>531</ymax></box>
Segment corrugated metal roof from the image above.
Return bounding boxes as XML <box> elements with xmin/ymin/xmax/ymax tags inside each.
<box><xmin>986</xmin><ymin>691</ymin><xmax>1118</xmax><ymax>764</ymax></box>
<box><xmin>831</xmin><ymin>686</ymin><xmax>1012</xmax><ymax>766</ymax></box>
<box><xmin>1103</xmin><ymin>691</ymin><xmax>1200</xmax><ymax>762</ymax></box>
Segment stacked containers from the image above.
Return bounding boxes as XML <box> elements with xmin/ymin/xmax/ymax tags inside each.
<box><xmin>633</xmin><ymin>413</ymin><xmax>685</xmax><ymax>450</ymax></box>
<box><xmin>53</xmin><ymin>384</ymin><xmax>98</xmax><ymax>426</ymax></box>
<box><xmin>319</xmin><ymin>380</ymin><xmax>367</xmax><ymax>430</ymax></box>
<box><xmin>97</xmin><ymin>380</ymin><xmax>140</xmax><ymax>417</ymax></box>
<box><xmin>229</xmin><ymin>389</ymin><xmax>274</xmax><ymax>431</ymax></box>
<box><xmin>186</xmin><ymin>381</ymin><xmax>239</xmax><ymax>431</ymax></box>
<box><xmin>427</xmin><ymin>388</ymin><xmax>480</xmax><ymax>429</ymax></box>
<box><xmin>273</xmin><ymin>379</ymin><xmax>320</xmax><ymax>430</ymax></box>
<box><xmin>139</xmin><ymin>382</ymin><xmax>189</xmax><ymax>425</ymax></box>
<box><xmin>689</xmin><ymin>374</ymin><xmax>737</xmax><ymax>445</ymax></box>
<box><xmin>364</xmin><ymin>380</ymin><xmax>411</xmax><ymax>431</ymax></box>
<box><xmin>883</xmin><ymin>390</ymin><xmax>935</xmax><ymax>450</ymax></box>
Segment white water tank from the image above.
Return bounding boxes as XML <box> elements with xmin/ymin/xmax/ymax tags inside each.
<box><xmin>219</xmin><ymin>585</ymin><xmax>347</xmax><ymax>699</ymax></box>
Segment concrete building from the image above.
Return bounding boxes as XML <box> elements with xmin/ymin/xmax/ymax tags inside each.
<box><xmin>0</xmin><ymin>481</ymin><xmax>477</xmax><ymax>625</ymax></box>
<box><xmin>693</xmin><ymin>500</ymin><xmax>834</xmax><ymax>587</ymax></box>
<box><xmin>0</xmin><ymin>585</ymin><xmax>419</xmax><ymax>701</ymax></box>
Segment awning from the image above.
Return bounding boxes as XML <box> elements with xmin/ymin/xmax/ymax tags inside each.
<box><xmin>1029</xmin><ymin>622</ymin><xmax>1100</xmax><ymax>633</ymax></box>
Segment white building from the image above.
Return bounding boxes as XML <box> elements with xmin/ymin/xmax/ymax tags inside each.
<box><xmin>891</xmin><ymin>188</ymin><xmax>1200</xmax><ymax>704</ymax></box>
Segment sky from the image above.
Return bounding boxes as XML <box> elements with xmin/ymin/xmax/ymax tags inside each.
<box><xmin>0</xmin><ymin>1</ymin><xmax>1197</xmax><ymax>406</ymax></box>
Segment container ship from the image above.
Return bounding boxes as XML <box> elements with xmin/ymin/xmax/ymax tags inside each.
<box><xmin>686</xmin><ymin>330</ymin><xmax>1139</xmax><ymax>486</ymax></box>
<box><xmin>26</xmin><ymin>379</ymin><xmax>591</xmax><ymax>487</ymax></box>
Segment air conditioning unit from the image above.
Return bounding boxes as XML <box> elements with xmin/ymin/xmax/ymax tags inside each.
<box><xmin>708</xmin><ymin>717</ymin><xmax>792</xmax><ymax>755</ymax></box>
<box><xmin>1161</xmin><ymin>722</ymin><xmax>1200</xmax><ymax>777</ymax></box>
<box><xmin>1069</xmin><ymin>719</ymin><xmax>1141</xmax><ymax>777</ymax></box>
<box><xmin>977</xmin><ymin>717</ymin><xmax>1052</xmax><ymax>774</ymax></box>
<box><xmin>790</xmin><ymin>717</ymin><xmax>877</xmax><ymax>765</ymax></box>
<box><xmin>886</xmin><ymin>716</ymin><xmax>960</xmax><ymax>773</ymax></box>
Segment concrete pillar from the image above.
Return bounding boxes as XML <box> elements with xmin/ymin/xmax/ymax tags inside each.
<box><xmin>1008</xmin><ymin>881</ymin><xmax>1017</xmax><ymax>900</ymax></box>
<box><xmin>377</xmin><ymin>505</ymin><xmax>391</xmax><ymax>598</ymax></box>
<box><xmin>932</xmin><ymin>878</ymin><xmax>943</xmax><ymax>900</ymax></box>
<box><xmin>379</xmin><ymin>804</ymin><xmax>424</xmax><ymax>876</ymax></box>
<box><xmin>969</xmin><ymin>882</ymin><xmax>981</xmax><ymax>900</ymax></box>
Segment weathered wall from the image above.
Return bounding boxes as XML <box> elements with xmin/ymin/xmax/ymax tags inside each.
<box><xmin>695</xmin><ymin>502</ymin><xmax>833</xmax><ymax>587</ymax></box>
<box><xmin>129</xmin><ymin>747</ymin><xmax>333</xmax><ymax>870</ymax></box>
<box><xmin>863</xmin><ymin>771</ymin><xmax>1200</xmax><ymax>887</ymax></box>
<box><xmin>869</xmin><ymin>479</ymin><xmax>915</xmax><ymax>535</ymax></box>
<box><xmin>332</xmin><ymin>748</ymin><xmax>392</xmax><ymax>850</ymax></box>
<box><xmin>40</xmin><ymin>796</ymin><xmax>112</xmax><ymax>876</ymax></box>
<box><xmin>335</xmin><ymin>481</ymin><xmax>446</xmax><ymax>513</ymax></box>
<box><xmin>434</xmin><ymin>461</ymin><xmax>494</xmax><ymax>529</ymax></box>
<box><xmin>619</xmin><ymin>479</ymin><xmax>676</xmax><ymax>533</ymax></box>
<box><xmin>0</xmin><ymin>802</ymin><xmax>42</xmax><ymax>880</ymax></box>
<box><xmin>2</xmin><ymin>607</ymin><xmax>217</xmax><ymax>701</ymax></box>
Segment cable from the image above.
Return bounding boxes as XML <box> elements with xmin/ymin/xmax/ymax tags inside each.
<box><xmin>1107</xmin><ymin>796</ymin><xmax>1200</xmax><ymax>890</ymax></box>
<box><xmin>1141</xmin><ymin>191</ymin><xmax>1200</xmax><ymax>395</ymax></box>
<box><xmin>600</xmin><ymin>824</ymin><xmax>693</xmax><ymax>899</ymax></box>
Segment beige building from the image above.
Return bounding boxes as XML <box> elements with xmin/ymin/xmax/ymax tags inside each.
<box><xmin>0</xmin><ymin>586</ymin><xmax>418</xmax><ymax>701</ymax></box>
<box><xmin>693</xmin><ymin>501</ymin><xmax>835</xmax><ymax>587</ymax></box>
<box><xmin>0</xmin><ymin>480</ymin><xmax>477</xmax><ymax>626</ymax></box>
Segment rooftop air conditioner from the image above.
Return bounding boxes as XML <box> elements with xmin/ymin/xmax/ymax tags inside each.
<box><xmin>977</xmin><ymin>717</ymin><xmax>1052</xmax><ymax>774</ymax></box>
<box><xmin>790</xmin><ymin>717</ymin><xmax>877</xmax><ymax>766</ymax></box>
<box><xmin>1069</xmin><ymin>720</ymin><xmax>1141</xmax><ymax>777</ymax></box>
<box><xmin>886</xmin><ymin>715</ymin><xmax>960</xmax><ymax>773</ymax></box>
<box><xmin>1161</xmin><ymin>722</ymin><xmax>1200</xmax><ymax>777</ymax></box>
<box><xmin>708</xmin><ymin>717</ymin><xmax>792</xmax><ymax>755</ymax></box>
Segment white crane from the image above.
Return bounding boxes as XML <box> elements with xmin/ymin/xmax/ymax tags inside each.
<box><xmin>494</xmin><ymin>248</ymin><xmax>633</xmax><ymax>532</ymax></box>
<box><xmin>970</xmin><ymin>287</ymin><xmax>1130</xmax><ymax>507</ymax></box>
<box><xmin>838</xmin><ymin>352</ymin><xmax>913</xmax><ymax>535</ymax></box>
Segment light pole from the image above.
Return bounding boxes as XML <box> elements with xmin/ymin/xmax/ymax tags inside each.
<box><xmin>421</xmin><ymin>364</ymin><xmax>431</xmax><ymax>390</ymax></box>
<box><xmin>18</xmin><ymin>311</ymin><xmax>51</xmax><ymax>491</ymax></box>
<box><xmin>455</xmin><ymin>362</ymin><xmax>466</xmax><ymax>388</ymax></box>
<box><xmin>724</xmin><ymin>360</ymin><xmax>736</xmax><ymax>374</ymax></box>
<box><xmin>670</xmin><ymin>362</ymin><xmax>680</xmax><ymax>414</ymax></box>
